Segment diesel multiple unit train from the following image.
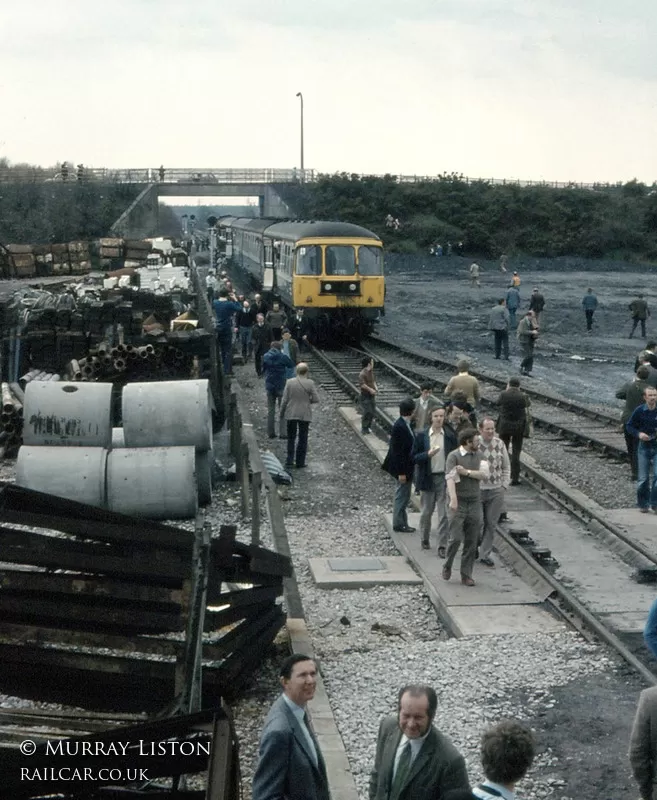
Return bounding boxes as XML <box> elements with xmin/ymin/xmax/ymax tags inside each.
<box><xmin>218</xmin><ymin>216</ymin><xmax>385</xmax><ymax>339</ymax></box>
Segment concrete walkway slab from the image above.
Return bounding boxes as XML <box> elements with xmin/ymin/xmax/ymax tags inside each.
<box><xmin>605</xmin><ymin>508</ymin><xmax>657</xmax><ymax>560</ymax></box>
<box><xmin>308</xmin><ymin>556</ymin><xmax>422</xmax><ymax>588</ymax></box>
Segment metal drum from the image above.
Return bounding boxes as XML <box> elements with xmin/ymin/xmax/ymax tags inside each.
<box><xmin>16</xmin><ymin>446</ymin><xmax>107</xmax><ymax>507</ymax></box>
<box><xmin>111</xmin><ymin>427</ymin><xmax>125</xmax><ymax>448</ymax></box>
<box><xmin>196</xmin><ymin>449</ymin><xmax>213</xmax><ymax>506</ymax></box>
<box><xmin>106</xmin><ymin>446</ymin><xmax>198</xmax><ymax>519</ymax></box>
<box><xmin>23</xmin><ymin>381</ymin><xmax>113</xmax><ymax>447</ymax></box>
<box><xmin>122</xmin><ymin>380</ymin><xmax>212</xmax><ymax>450</ymax></box>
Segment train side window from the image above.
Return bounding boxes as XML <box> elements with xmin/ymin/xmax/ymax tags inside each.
<box><xmin>325</xmin><ymin>246</ymin><xmax>355</xmax><ymax>275</ymax></box>
<box><xmin>295</xmin><ymin>245</ymin><xmax>321</xmax><ymax>275</ymax></box>
<box><xmin>357</xmin><ymin>245</ymin><xmax>383</xmax><ymax>275</ymax></box>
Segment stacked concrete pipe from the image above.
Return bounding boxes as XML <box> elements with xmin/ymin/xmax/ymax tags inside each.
<box><xmin>15</xmin><ymin>379</ymin><xmax>214</xmax><ymax>518</ymax></box>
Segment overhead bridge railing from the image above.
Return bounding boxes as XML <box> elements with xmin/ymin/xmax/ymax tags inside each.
<box><xmin>0</xmin><ymin>167</ymin><xmax>317</xmax><ymax>184</ymax></box>
<box><xmin>0</xmin><ymin>166</ymin><xmax>628</xmax><ymax>190</ymax></box>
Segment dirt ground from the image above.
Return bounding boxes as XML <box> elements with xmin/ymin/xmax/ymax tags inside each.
<box><xmin>380</xmin><ymin>254</ymin><xmax>657</xmax><ymax>410</ymax></box>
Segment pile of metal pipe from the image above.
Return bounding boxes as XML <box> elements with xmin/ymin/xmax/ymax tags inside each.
<box><xmin>64</xmin><ymin>342</ymin><xmax>193</xmax><ymax>383</ymax></box>
<box><xmin>1</xmin><ymin>382</ymin><xmax>24</xmax><ymax>457</ymax></box>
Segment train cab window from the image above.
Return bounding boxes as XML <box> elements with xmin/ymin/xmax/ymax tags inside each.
<box><xmin>357</xmin><ymin>245</ymin><xmax>383</xmax><ymax>275</ymax></box>
<box><xmin>295</xmin><ymin>245</ymin><xmax>321</xmax><ymax>275</ymax></box>
<box><xmin>325</xmin><ymin>245</ymin><xmax>355</xmax><ymax>275</ymax></box>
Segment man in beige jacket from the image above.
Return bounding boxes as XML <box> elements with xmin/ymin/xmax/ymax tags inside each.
<box><xmin>630</xmin><ymin>685</ymin><xmax>657</xmax><ymax>799</ymax></box>
<box><xmin>280</xmin><ymin>363</ymin><xmax>320</xmax><ymax>469</ymax></box>
<box><xmin>444</xmin><ymin>360</ymin><xmax>481</xmax><ymax>407</ymax></box>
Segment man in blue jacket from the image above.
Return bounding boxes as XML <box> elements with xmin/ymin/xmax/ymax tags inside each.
<box><xmin>212</xmin><ymin>289</ymin><xmax>241</xmax><ymax>376</ymax></box>
<box><xmin>626</xmin><ymin>386</ymin><xmax>657</xmax><ymax>512</ymax></box>
<box><xmin>382</xmin><ymin>398</ymin><xmax>417</xmax><ymax>532</ymax></box>
<box><xmin>263</xmin><ymin>341</ymin><xmax>295</xmax><ymax>438</ymax></box>
<box><xmin>413</xmin><ymin>406</ymin><xmax>457</xmax><ymax>554</ymax></box>
<box><xmin>505</xmin><ymin>285</ymin><xmax>520</xmax><ymax>328</ymax></box>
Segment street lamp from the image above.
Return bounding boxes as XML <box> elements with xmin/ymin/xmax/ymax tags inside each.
<box><xmin>295</xmin><ymin>92</ymin><xmax>304</xmax><ymax>173</ymax></box>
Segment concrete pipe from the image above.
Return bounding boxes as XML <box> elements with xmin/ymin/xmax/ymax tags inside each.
<box><xmin>23</xmin><ymin>381</ymin><xmax>113</xmax><ymax>447</ymax></box>
<box><xmin>196</xmin><ymin>449</ymin><xmax>213</xmax><ymax>506</ymax></box>
<box><xmin>111</xmin><ymin>427</ymin><xmax>125</xmax><ymax>448</ymax></box>
<box><xmin>106</xmin><ymin>446</ymin><xmax>198</xmax><ymax>519</ymax></box>
<box><xmin>122</xmin><ymin>379</ymin><xmax>212</xmax><ymax>450</ymax></box>
<box><xmin>16</xmin><ymin>446</ymin><xmax>107</xmax><ymax>508</ymax></box>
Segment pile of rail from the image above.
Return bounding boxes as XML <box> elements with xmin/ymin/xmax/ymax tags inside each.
<box><xmin>0</xmin><ymin>484</ymin><xmax>289</xmax><ymax>726</ymax></box>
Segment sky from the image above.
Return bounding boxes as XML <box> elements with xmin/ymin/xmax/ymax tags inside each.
<box><xmin>1</xmin><ymin>0</ymin><xmax>656</xmax><ymax>183</ymax></box>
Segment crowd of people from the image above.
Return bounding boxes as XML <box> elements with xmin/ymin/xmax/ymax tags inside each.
<box><xmin>209</xmin><ymin>269</ymin><xmax>318</xmax><ymax>469</ymax></box>
<box><xmin>373</xmin><ymin>360</ymin><xmax>528</xmax><ymax>586</ymax></box>
<box><xmin>478</xmin><ymin>268</ymin><xmax>651</xmax><ymax>370</ymax></box>
<box><xmin>252</xmin><ymin>653</ymin><xmax>536</xmax><ymax>800</ymax></box>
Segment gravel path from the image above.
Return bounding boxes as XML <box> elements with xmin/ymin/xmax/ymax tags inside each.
<box><xmin>219</xmin><ymin>362</ymin><xmax>644</xmax><ymax>800</ymax></box>
<box><xmin>523</xmin><ymin>432</ymin><xmax>636</xmax><ymax>508</ymax></box>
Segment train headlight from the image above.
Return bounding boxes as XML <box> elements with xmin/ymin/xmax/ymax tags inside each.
<box><xmin>324</xmin><ymin>283</ymin><xmax>332</xmax><ymax>291</ymax></box>
<box><xmin>349</xmin><ymin>283</ymin><xmax>356</xmax><ymax>291</ymax></box>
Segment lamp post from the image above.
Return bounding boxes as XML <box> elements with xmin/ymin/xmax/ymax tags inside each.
<box><xmin>295</xmin><ymin>92</ymin><xmax>304</xmax><ymax>174</ymax></box>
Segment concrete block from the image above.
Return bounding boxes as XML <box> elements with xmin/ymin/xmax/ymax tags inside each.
<box><xmin>309</xmin><ymin>556</ymin><xmax>422</xmax><ymax>588</ymax></box>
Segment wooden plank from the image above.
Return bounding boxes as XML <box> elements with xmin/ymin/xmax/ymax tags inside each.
<box><xmin>205</xmin><ymin>715</ymin><xmax>235</xmax><ymax>800</ymax></box>
<box><xmin>0</xmin><ymin>538</ymin><xmax>189</xmax><ymax>585</ymax></box>
<box><xmin>205</xmin><ymin>609</ymin><xmax>285</xmax><ymax>698</ymax></box>
<box><xmin>204</xmin><ymin>599</ymin><xmax>280</xmax><ymax>632</ymax></box>
<box><xmin>0</xmin><ymin>508</ymin><xmax>193</xmax><ymax>551</ymax></box>
<box><xmin>0</xmin><ymin>570</ymin><xmax>183</xmax><ymax>607</ymax></box>
<box><xmin>0</xmin><ymin>484</ymin><xmax>188</xmax><ymax>539</ymax></box>
<box><xmin>230</xmin><ymin>539</ymin><xmax>293</xmax><ymax>575</ymax></box>
<box><xmin>0</xmin><ymin>642</ymin><xmax>176</xmax><ymax>677</ymax></box>
<box><xmin>0</xmin><ymin>622</ymin><xmax>183</xmax><ymax>656</ymax></box>
<box><xmin>202</xmin><ymin>605</ymin><xmax>284</xmax><ymax>661</ymax></box>
<box><xmin>0</xmin><ymin>706</ymin><xmax>145</xmax><ymax>723</ymax></box>
<box><xmin>0</xmin><ymin>595</ymin><xmax>184</xmax><ymax>633</ymax></box>
<box><xmin>206</xmin><ymin>584</ymin><xmax>281</xmax><ymax>608</ymax></box>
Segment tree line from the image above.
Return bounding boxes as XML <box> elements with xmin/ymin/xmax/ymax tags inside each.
<box><xmin>282</xmin><ymin>173</ymin><xmax>657</xmax><ymax>261</ymax></box>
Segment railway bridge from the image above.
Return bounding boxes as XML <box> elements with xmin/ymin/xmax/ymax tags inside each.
<box><xmin>107</xmin><ymin>168</ymin><xmax>312</xmax><ymax>238</ymax></box>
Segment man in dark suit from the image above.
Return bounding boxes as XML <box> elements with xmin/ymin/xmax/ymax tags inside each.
<box><xmin>370</xmin><ymin>684</ymin><xmax>469</xmax><ymax>800</ymax></box>
<box><xmin>252</xmin><ymin>654</ymin><xmax>329</xmax><ymax>800</ymax></box>
<box><xmin>496</xmin><ymin>377</ymin><xmax>530</xmax><ymax>486</ymax></box>
<box><xmin>382</xmin><ymin>398</ymin><xmax>417</xmax><ymax>532</ymax></box>
<box><xmin>413</xmin><ymin>406</ymin><xmax>458</xmax><ymax>553</ymax></box>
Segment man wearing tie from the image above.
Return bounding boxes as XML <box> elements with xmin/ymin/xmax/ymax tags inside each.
<box><xmin>370</xmin><ymin>684</ymin><xmax>469</xmax><ymax>800</ymax></box>
<box><xmin>252</xmin><ymin>654</ymin><xmax>330</xmax><ymax>800</ymax></box>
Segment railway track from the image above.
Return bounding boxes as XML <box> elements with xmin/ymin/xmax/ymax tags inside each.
<box><xmin>306</xmin><ymin>341</ymin><xmax>657</xmax><ymax>685</ymax></box>
<box><xmin>364</xmin><ymin>334</ymin><xmax>627</xmax><ymax>460</ymax></box>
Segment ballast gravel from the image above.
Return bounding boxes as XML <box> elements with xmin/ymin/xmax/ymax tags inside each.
<box><xmin>219</xmin><ymin>363</ymin><xmax>643</xmax><ymax>800</ymax></box>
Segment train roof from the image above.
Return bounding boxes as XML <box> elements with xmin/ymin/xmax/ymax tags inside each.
<box><xmin>266</xmin><ymin>220</ymin><xmax>380</xmax><ymax>241</ymax></box>
<box><xmin>223</xmin><ymin>217</ymin><xmax>381</xmax><ymax>242</ymax></box>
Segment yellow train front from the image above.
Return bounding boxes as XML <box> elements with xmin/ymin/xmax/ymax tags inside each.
<box><xmin>221</xmin><ymin>218</ymin><xmax>385</xmax><ymax>341</ymax></box>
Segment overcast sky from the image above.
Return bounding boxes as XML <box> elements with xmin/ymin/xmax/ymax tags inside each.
<box><xmin>1</xmin><ymin>0</ymin><xmax>656</xmax><ymax>183</ymax></box>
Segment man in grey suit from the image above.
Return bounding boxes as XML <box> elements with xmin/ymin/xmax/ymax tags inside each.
<box><xmin>252</xmin><ymin>654</ymin><xmax>330</xmax><ymax>800</ymax></box>
<box><xmin>370</xmin><ymin>684</ymin><xmax>470</xmax><ymax>800</ymax></box>
<box><xmin>630</xmin><ymin>684</ymin><xmax>657</xmax><ymax>800</ymax></box>
<box><xmin>280</xmin><ymin>362</ymin><xmax>320</xmax><ymax>469</ymax></box>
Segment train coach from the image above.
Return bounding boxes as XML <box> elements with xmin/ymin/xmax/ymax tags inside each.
<box><xmin>218</xmin><ymin>216</ymin><xmax>385</xmax><ymax>340</ymax></box>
